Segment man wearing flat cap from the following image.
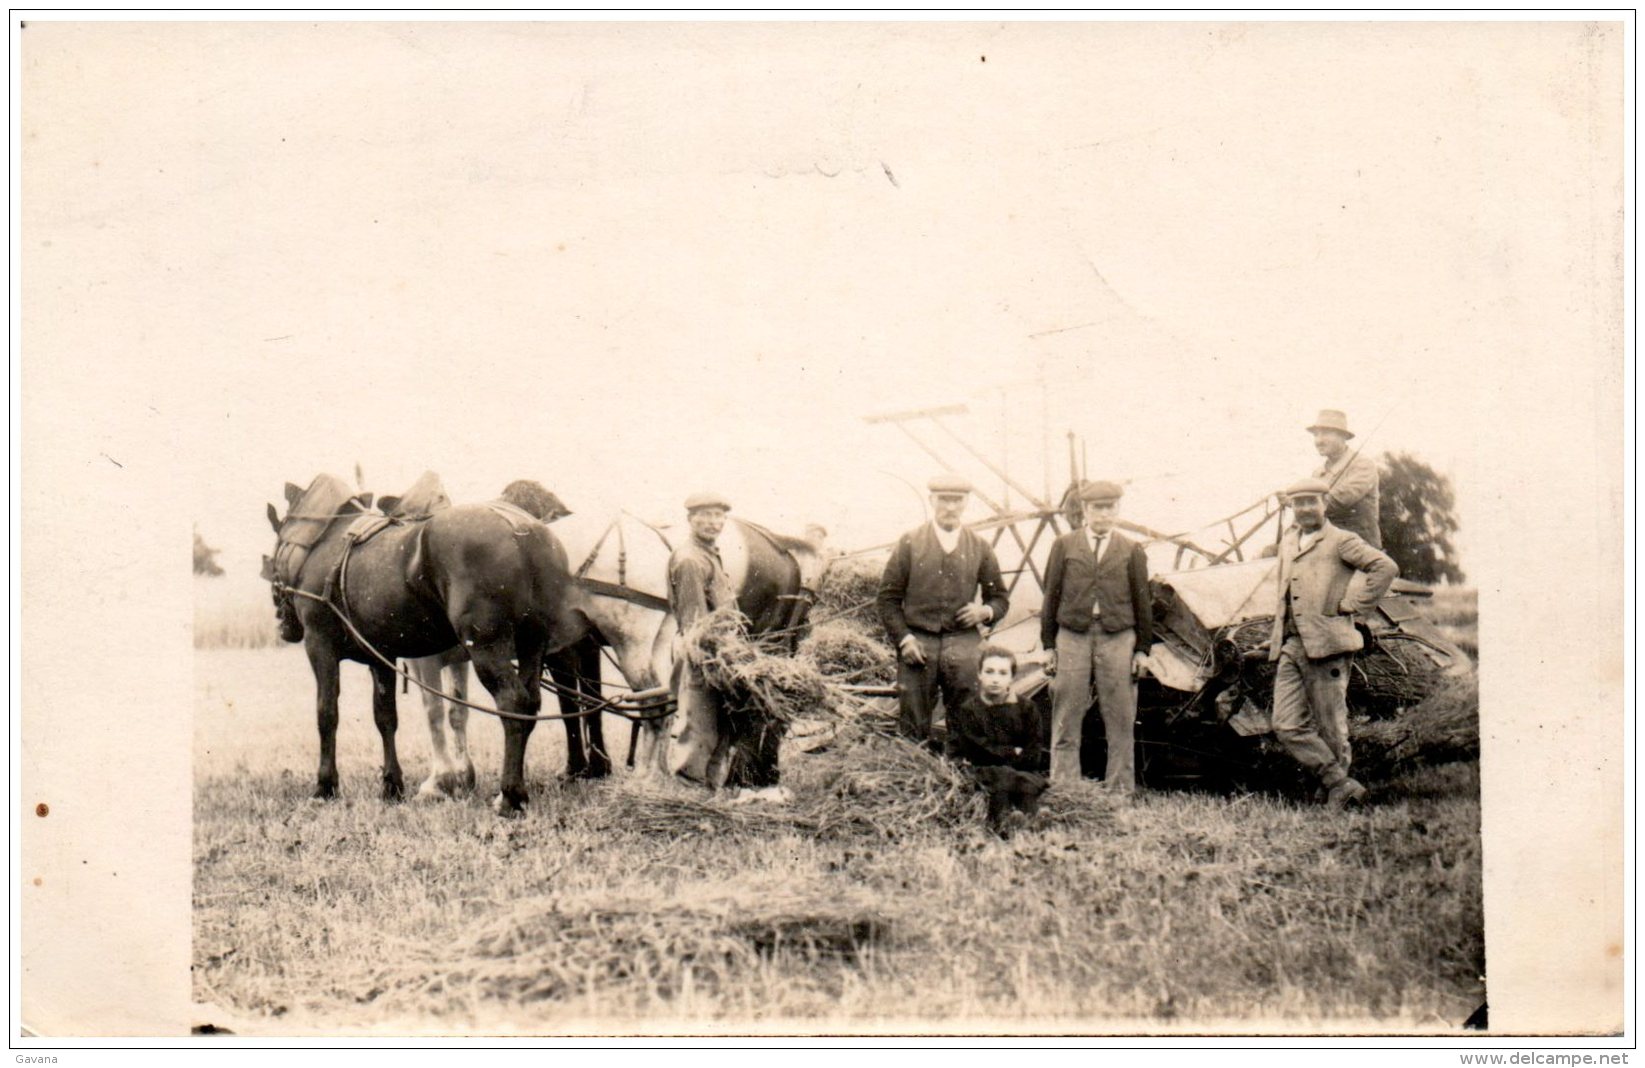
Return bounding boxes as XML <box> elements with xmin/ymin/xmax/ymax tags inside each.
<box><xmin>666</xmin><ymin>491</ymin><xmax>740</xmax><ymax>787</ymax></box>
<box><xmin>1307</xmin><ymin>409</ymin><xmax>1382</xmax><ymax>548</ymax></box>
<box><xmin>876</xmin><ymin>474</ymin><xmax>1011</xmax><ymax>749</ymax></box>
<box><xmin>1269</xmin><ymin>477</ymin><xmax>1399</xmax><ymax>807</ymax></box>
<box><xmin>1040</xmin><ymin>480</ymin><xmax>1156</xmax><ymax>792</ymax></box>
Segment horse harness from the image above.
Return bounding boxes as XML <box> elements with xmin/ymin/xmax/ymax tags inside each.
<box><xmin>270</xmin><ymin>500</ymin><xmax>673</xmax><ymax>724</ymax></box>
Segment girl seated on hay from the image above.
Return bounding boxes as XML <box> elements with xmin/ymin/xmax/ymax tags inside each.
<box><xmin>945</xmin><ymin>645</ymin><xmax>1049</xmax><ymax>836</ymax></box>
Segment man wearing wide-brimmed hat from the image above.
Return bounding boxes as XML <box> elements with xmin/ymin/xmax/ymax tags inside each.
<box><xmin>876</xmin><ymin>474</ymin><xmax>1010</xmax><ymax>749</ymax></box>
<box><xmin>666</xmin><ymin>491</ymin><xmax>740</xmax><ymax>788</ymax></box>
<box><xmin>1307</xmin><ymin>408</ymin><xmax>1382</xmax><ymax>548</ymax></box>
<box><xmin>1269</xmin><ymin>477</ymin><xmax>1399</xmax><ymax>807</ymax></box>
<box><xmin>1040</xmin><ymin>479</ymin><xmax>1156</xmax><ymax>792</ymax></box>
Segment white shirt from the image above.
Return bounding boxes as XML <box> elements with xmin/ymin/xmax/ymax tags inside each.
<box><xmin>1298</xmin><ymin>528</ymin><xmax>1321</xmax><ymax>555</ymax></box>
<box><xmin>931</xmin><ymin>521</ymin><xmax>961</xmax><ymax>554</ymax></box>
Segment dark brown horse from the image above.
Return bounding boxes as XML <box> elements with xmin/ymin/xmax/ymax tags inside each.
<box><xmin>263</xmin><ymin>475</ymin><xmax>580</xmax><ymax>814</ymax></box>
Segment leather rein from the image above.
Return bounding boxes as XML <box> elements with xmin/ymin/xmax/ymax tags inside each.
<box><xmin>269</xmin><ymin>509</ymin><xmax>673</xmax><ymax>724</ymax></box>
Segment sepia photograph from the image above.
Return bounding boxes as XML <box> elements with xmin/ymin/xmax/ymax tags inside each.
<box><xmin>17</xmin><ymin>15</ymin><xmax>1627</xmax><ymax>1041</ymax></box>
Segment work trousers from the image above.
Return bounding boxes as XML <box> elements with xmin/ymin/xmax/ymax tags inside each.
<box><xmin>667</xmin><ymin>660</ymin><xmax>732</xmax><ymax>789</ymax></box>
<box><xmin>1271</xmin><ymin>637</ymin><xmax>1352</xmax><ymax>788</ymax></box>
<box><xmin>896</xmin><ymin>629</ymin><xmax>982</xmax><ymax>747</ymax></box>
<box><xmin>1051</xmin><ymin>625</ymin><xmax>1137</xmax><ymax>789</ymax></box>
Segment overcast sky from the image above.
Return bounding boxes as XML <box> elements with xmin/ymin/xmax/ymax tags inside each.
<box><xmin>22</xmin><ymin>20</ymin><xmax>1621</xmax><ymax>583</ymax></box>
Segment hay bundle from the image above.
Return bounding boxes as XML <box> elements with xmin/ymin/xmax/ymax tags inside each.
<box><xmin>800</xmin><ymin>621</ymin><xmax>896</xmax><ymax>684</ymax></box>
<box><xmin>792</xmin><ymin>725</ymin><xmax>987</xmax><ymax>837</ymax></box>
<box><xmin>367</xmin><ymin>883</ymin><xmax>895</xmax><ymax>1007</ymax></box>
<box><xmin>1352</xmin><ymin>672</ymin><xmax>1479</xmax><ymax>777</ymax></box>
<box><xmin>813</xmin><ymin>554</ymin><xmax>887</xmax><ymax>628</ymax></box>
<box><xmin>584</xmin><ymin>780</ymin><xmax>822</xmax><ymax>837</ymax></box>
<box><xmin>685</xmin><ymin>607</ymin><xmax>838</xmax><ymax>724</ymax></box>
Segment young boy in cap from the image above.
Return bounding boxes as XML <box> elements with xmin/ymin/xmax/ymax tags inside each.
<box><xmin>1269</xmin><ymin>477</ymin><xmax>1398</xmax><ymax>807</ymax></box>
<box><xmin>876</xmin><ymin>474</ymin><xmax>1010</xmax><ymax>750</ymax></box>
<box><xmin>945</xmin><ymin>644</ymin><xmax>1047</xmax><ymax>836</ymax></box>
<box><xmin>1040</xmin><ymin>479</ymin><xmax>1156</xmax><ymax>792</ymax></box>
<box><xmin>1307</xmin><ymin>408</ymin><xmax>1382</xmax><ymax>548</ymax></box>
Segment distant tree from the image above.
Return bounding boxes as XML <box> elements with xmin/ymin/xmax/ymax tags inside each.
<box><xmin>1377</xmin><ymin>451</ymin><xmax>1465</xmax><ymax>585</ymax></box>
<box><xmin>193</xmin><ymin>527</ymin><xmax>224</xmax><ymax>577</ymax></box>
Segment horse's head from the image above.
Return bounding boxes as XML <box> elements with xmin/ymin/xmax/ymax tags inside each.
<box><xmin>263</xmin><ymin>480</ymin><xmax>314</xmax><ymax>644</ymax></box>
<box><xmin>260</xmin><ymin>551</ymin><xmax>305</xmax><ymax>643</ymax></box>
<box><xmin>500</xmin><ymin>480</ymin><xmax>573</xmax><ymax>523</ymax></box>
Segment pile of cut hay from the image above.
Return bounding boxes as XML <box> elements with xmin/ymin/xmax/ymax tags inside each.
<box><xmin>799</xmin><ymin>621</ymin><xmax>896</xmax><ymax>685</ymax></box>
<box><xmin>791</xmin><ymin>725</ymin><xmax>987</xmax><ymax>838</ymax></box>
<box><xmin>812</xmin><ymin>554</ymin><xmax>887</xmax><ymax>626</ymax></box>
<box><xmin>363</xmin><ymin>881</ymin><xmax>896</xmax><ymax>1008</ymax></box>
<box><xmin>583</xmin><ymin>779</ymin><xmax>823</xmax><ymax>838</ymax></box>
<box><xmin>1352</xmin><ymin>672</ymin><xmax>1480</xmax><ymax>777</ymax></box>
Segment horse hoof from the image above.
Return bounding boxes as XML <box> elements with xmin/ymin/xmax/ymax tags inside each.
<box><xmin>491</xmin><ymin>792</ymin><xmax>526</xmax><ymax>818</ymax></box>
<box><xmin>414</xmin><ymin>779</ymin><xmax>447</xmax><ymax>802</ymax></box>
<box><xmin>381</xmin><ymin>779</ymin><xmax>405</xmax><ymax>803</ymax></box>
<box><xmin>312</xmin><ymin>781</ymin><xmax>338</xmax><ymax>801</ymax></box>
<box><xmin>436</xmin><ymin>770</ymin><xmax>472</xmax><ymax>797</ymax></box>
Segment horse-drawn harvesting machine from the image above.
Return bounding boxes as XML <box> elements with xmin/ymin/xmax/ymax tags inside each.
<box><xmin>266</xmin><ymin>398</ymin><xmax>1474</xmax><ymax>801</ymax></box>
<box><xmin>840</xmin><ymin>404</ymin><xmax>1476</xmax><ymax>790</ymax></box>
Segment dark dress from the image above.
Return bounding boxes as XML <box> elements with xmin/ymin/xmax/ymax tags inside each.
<box><xmin>945</xmin><ymin>693</ymin><xmax>1049</xmax><ymax>834</ymax></box>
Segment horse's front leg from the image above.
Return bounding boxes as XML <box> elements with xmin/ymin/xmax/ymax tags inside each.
<box><xmin>307</xmin><ymin>644</ymin><xmax>341</xmax><ymax>799</ymax></box>
<box><xmin>370</xmin><ymin>661</ymin><xmax>405</xmax><ymax>801</ymax></box>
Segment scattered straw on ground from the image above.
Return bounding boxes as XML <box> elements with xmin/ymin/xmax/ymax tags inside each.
<box><xmin>360</xmin><ymin>878</ymin><xmax>898</xmax><ymax>1009</ymax></box>
<box><xmin>1031</xmin><ymin>780</ymin><xmax>1124</xmax><ymax>834</ymax></box>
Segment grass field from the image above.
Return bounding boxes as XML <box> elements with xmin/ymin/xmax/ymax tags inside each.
<box><xmin>1424</xmin><ymin>586</ymin><xmax>1479</xmax><ymax>661</ymax></box>
<box><xmin>194</xmin><ymin>590</ymin><xmax>1484</xmax><ymax>1035</ymax></box>
<box><xmin>194</xmin><ymin>574</ymin><xmax>281</xmax><ymax>649</ymax></box>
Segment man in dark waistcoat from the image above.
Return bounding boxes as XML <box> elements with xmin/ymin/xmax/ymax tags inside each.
<box><xmin>875</xmin><ymin>474</ymin><xmax>1010</xmax><ymax>749</ymax></box>
<box><xmin>1040</xmin><ymin>479</ymin><xmax>1156</xmax><ymax>792</ymax></box>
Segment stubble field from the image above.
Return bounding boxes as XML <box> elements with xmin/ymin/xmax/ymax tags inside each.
<box><xmin>193</xmin><ymin>590</ymin><xmax>1484</xmax><ymax>1036</ymax></box>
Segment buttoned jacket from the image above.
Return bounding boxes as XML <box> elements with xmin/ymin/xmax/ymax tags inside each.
<box><xmin>1039</xmin><ymin>528</ymin><xmax>1155</xmax><ymax>650</ymax></box>
<box><xmin>1268</xmin><ymin>521</ymin><xmax>1398</xmax><ymax>660</ymax></box>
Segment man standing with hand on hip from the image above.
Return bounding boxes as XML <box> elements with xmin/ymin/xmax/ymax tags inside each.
<box><xmin>876</xmin><ymin>474</ymin><xmax>1011</xmax><ymax>750</ymax></box>
<box><xmin>1040</xmin><ymin>479</ymin><xmax>1156</xmax><ymax>792</ymax></box>
<box><xmin>1269</xmin><ymin>477</ymin><xmax>1399</xmax><ymax>807</ymax></box>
